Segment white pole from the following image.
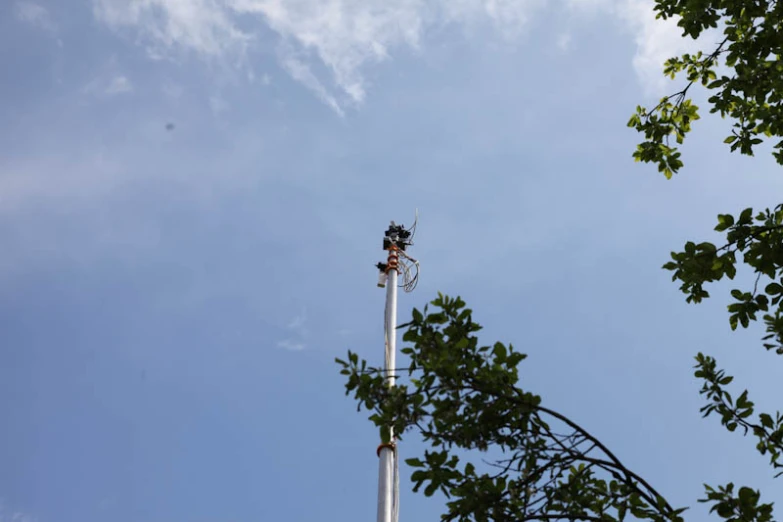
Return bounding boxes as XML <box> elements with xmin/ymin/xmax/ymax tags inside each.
<box><xmin>377</xmin><ymin>249</ymin><xmax>399</xmax><ymax>522</ymax></box>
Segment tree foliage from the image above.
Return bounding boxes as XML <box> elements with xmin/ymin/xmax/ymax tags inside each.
<box><xmin>337</xmin><ymin>294</ymin><xmax>686</xmax><ymax>522</ymax></box>
<box><xmin>662</xmin><ymin>205</ymin><xmax>783</xmax><ymax>351</ymax></box>
<box><xmin>338</xmin><ymin>2</ymin><xmax>783</xmax><ymax>521</ymax></box>
<box><xmin>627</xmin><ymin>0</ymin><xmax>783</xmax><ymax>178</ymax></box>
<box><xmin>628</xmin><ymin>2</ymin><xmax>783</xmax><ymax>519</ymax></box>
<box><xmin>337</xmin><ymin>293</ymin><xmax>782</xmax><ymax>522</ymax></box>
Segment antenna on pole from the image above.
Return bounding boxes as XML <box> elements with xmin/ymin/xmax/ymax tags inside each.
<box><xmin>375</xmin><ymin>216</ymin><xmax>419</xmax><ymax>522</ymax></box>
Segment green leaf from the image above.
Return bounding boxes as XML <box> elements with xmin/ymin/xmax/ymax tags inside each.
<box><xmin>716</xmin><ymin>503</ymin><xmax>734</xmax><ymax>517</ymax></box>
<box><xmin>717</xmin><ymin>214</ymin><xmax>735</xmax><ymax>229</ymax></box>
<box><xmin>493</xmin><ymin>342</ymin><xmax>507</xmax><ymax>362</ymax></box>
<box><xmin>740</xmin><ymin>313</ymin><xmax>750</xmax><ymax>328</ymax></box>
<box><xmin>402</xmin><ymin>329</ymin><xmax>418</xmax><ymax>342</ymax></box>
<box><xmin>738</xmin><ymin>486</ymin><xmax>756</xmax><ymax>508</ymax></box>
<box><xmin>427</xmin><ymin>312</ymin><xmax>447</xmax><ymax>325</ymax></box>
<box><xmin>730</xmin><ymin>314</ymin><xmax>739</xmax><ymax>330</ymax></box>
<box><xmin>765</xmin><ymin>283</ymin><xmax>783</xmax><ymax>295</ymax></box>
<box><xmin>405</xmin><ymin>458</ymin><xmax>424</xmax><ymax>467</ymax></box>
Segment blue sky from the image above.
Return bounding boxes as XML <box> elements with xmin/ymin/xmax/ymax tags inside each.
<box><xmin>2</xmin><ymin>1</ymin><xmax>783</xmax><ymax>522</ymax></box>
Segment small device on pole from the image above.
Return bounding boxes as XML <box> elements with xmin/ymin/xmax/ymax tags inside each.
<box><xmin>375</xmin><ymin>218</ymin><xmax>419</xmax><ymax>522</ymax></box>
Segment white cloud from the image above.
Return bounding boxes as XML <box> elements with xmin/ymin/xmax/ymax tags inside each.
<box><xmin>83</xmin><ymin>73</ymin><xmax>134</xmax><ymax>97</ymax></box>
<box><xmin>90</xmin><ymin>0</ymin><xmax>544</xmax><ymax>113</ymax></box>
<box><xmin>279</xmin><ymin>52</ymin><xmax>344</xmax><ymax>116</ymax></box>
<box><xmin>0</xmin><ymin>500</ymin><xmax>36</xmax><ymax>522</ymax></box>
<box><xmin>287</xmin><ymin>308</ymin><xmax>307</xmax><ymax>331</ymax></box>
<box><xmin>93</xmin><ymin>0</ymin><xmax>250</xmax><ymax>58</ymax></box>
<box><xmin>556</xmin><ymin>32</ymin><xmax>572</xmax><ymax>51</ymax></box>
<box><xmin>162</xmin><ymin>81</ymin><xmax>184</xmax><ymax>99</ymax></box>
<box><xmin>90</xmin><ymin>0</ymin><xmax>712</xmax><ymax>110</ymax></box>
<box><xmin>15</xmin><ymin>1</ymin><xmax>55</xmax><ymax>32</ymax></box>
<box><xmin>106</xmin><ymin>75</ymin><xmax>133</xmax><ymax>94</ymax></box>
<box><xmin>209</xmin><ymin>95</ymin><xmax>230</xmax><ymax>115</ymax></box>
<box><xmin>277</xmin><ymin>339</ymin><xmax>305</xmax><ymax>351</ymax></box>
<box><xmin>616</xmin><ymin>0</ymin><xmax>705</xmax><ymax>95</ymax></box>
<box><xmin>0</xmin><ymin>155</ymin><xmax>123</xmax><ymax>215</ymax></box>
<box><xmin>565</xmin><ymin>0</ymin><xmax>614</xmax><ymax>12</ymax></box>
<box><xmin>564</xmin><ymin>0</ymin><xmax>711</xmax><ymax>95</ymax></box>
<box><xmin>278</xmin><ymin>308</ymin><xmax>307</xmax><ymax>351</ymax></box>
<box><xmin>81</xmin><ymin>55</ymin><xmax>135</xmax><ymax>97</ymax></box>
<box><xmin>0</xmin><ymin>154</ymin><xmax>165</xmax><ymax>278</ymax></box>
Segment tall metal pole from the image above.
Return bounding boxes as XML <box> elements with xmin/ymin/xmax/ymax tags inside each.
<box><xmin>377</xmin><ymin>244</ymin><xmax>398</xmax><ymax>522</ymax></box>
<box><xmin>376</xmin><ymin>220</ymin><xmax>414</xmax><ymax>522</ymax></box>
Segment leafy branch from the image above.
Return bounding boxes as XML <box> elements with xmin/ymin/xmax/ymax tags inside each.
<box><xmin>663</xmin><ymin>204</ymin><xmax>783</xmax><ymax>353</ymax></box>
<box><xmin>694</xmin><ymin>353</ymin><xmax>783</xmax><ymax>476</ymax></box>
<box><xmin>629</xmin><ymin>1</ymin><xmax>783</xmax><ymax>176</ymax></box>
<box><xmin>337</xmin><ymin>294</ymin><xmax>687</xmax><ymax>522</ymax></box>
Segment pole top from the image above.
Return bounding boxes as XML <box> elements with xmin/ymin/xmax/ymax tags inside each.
<box><xmin>383</xmin><ymin>223</ymin><xmax>412</xmax><ymax>251</ymax></box>
<box><xmin>376</xmin><ymin>216</ymin><xmax>419</xmax><ymax>292</ymax></box>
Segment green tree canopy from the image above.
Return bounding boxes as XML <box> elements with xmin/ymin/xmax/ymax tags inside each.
<box><xmin>338</xmin><ymin>294</ymin><xmax>687</xmax><ymax>522</ymax></box>
<box><xmin>629</xmin><ymin>0</ymin><xmax>783</xmax><ymax>500</ymax></box>
<box><xmin>339</xmin><ymin>2</ymin><xmax>783</xmax><ymax>521</ymax></box>
<box><xmin>628</xmin><ymin>0</ymin><xmax>783</xmax><ymax>178</ymax></box>
<box><xmin>337</xmin><ymin>292</ymin><xmax>782</xmax><ymax>522</ymax></box>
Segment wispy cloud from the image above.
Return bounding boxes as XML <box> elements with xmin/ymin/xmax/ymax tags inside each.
<box><xmin>90</xmin><ymin>0</ymin><xmax>707</xmax><ymax>109</ymax></box>
<box><xmin>92</xmin><ymin>0</ymin><xmax>250</xmax><ymax>58</ymax></box>
<box><xmin>162</xmin><ymin>81</ymin><xmax>184</xmax><ymax>99</ymax></box>
<box><xmin>277</xmin><ymin>339</ymin><xmax>306</xmax><ymax>351</ymax></box>
<box><xmin>90</xmin><ymin>0</ymin><xmax>544</xmax><ymax>114</ymax></box>
<box><xmin>0</xmin><ymin>499</ymin><xmax>37</xmax><ymax>522</ymax></box>
<box><xmin>556</xmin><ymin>32</ymin><xmax>572</xmax><ymax>51</ymax></box>
<box><xmin>279</xmin><ymin>52</ymin><xmax>344</xmax><ymax>117</ymax></box>
<box><xmin>278</xmin><ymin>308</ymin><xmax>308</xmax><ymax>351</ymax></box>
<box><xmin>565</xmin><ymin>0</ymin><xmax>710</xmax><ymax>95</ymax></box>
<box><xmin>0</xmin><ymin>153</ymin><xmax>167</xmax><ymax>278</ymax></box>
<box><xmin>287</xmin><ymin>309</ymin><xmax>307</xmax><ymax>331</ymax></box>
<box><xmin>209</xmin><ymin>95</ymin><xmax>229</xmax><ymax>115</ymax></box>
<box><xmin>83</xmin><ymin>73</ymin><xmax>133</xmax><ymax>97</ymax></box>
<box><xmin>617</xmin><ymin>0</ymin><xmax>706</xmax><ymax>95</ymax></box>
<box><xmin>82</xmin><ymin>55</ymin><xmax>135</xmax><ymax>97</ymax></box>
<box><xmin>0</xmin><ymin>155</ymin><xmax>123</xmax><ymax>215</ymax></box>
<box><xmin>105</xmin><ymin>75</ymin><xmax>133</xmax><ymax>94</ymax></box>
<box><xmin>14</xmin><ymin>1</ymin><xmax>55</xmax><ymax>32</ymax></box>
